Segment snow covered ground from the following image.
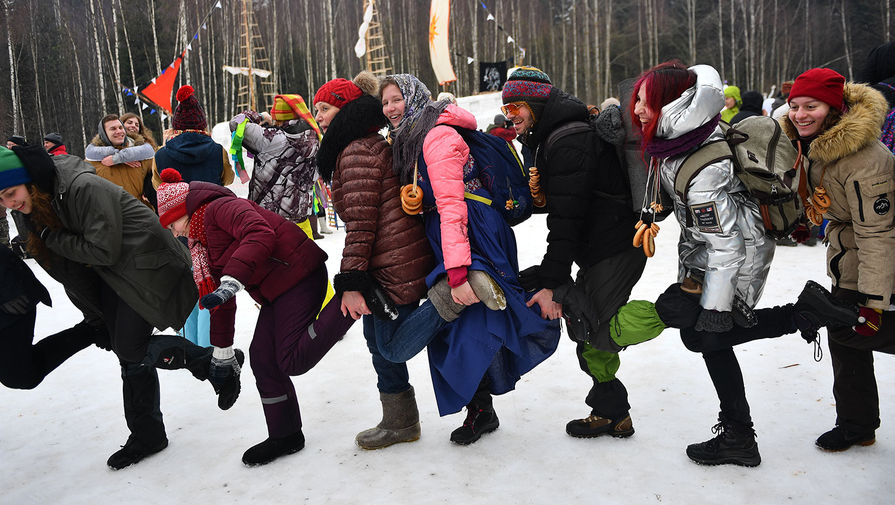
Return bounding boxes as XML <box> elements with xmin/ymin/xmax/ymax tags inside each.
<box><xmin>2</xmin><ymin>96</ymin><xmax>892</xmax><ymax>504</ymax></box>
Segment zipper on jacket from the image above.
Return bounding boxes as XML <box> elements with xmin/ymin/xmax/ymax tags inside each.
<box><xmin>853</xmin><ymin>181</ymin><xmax>865</xmax><ymax>222</ymax></box>
<box><xmin>269</xmin><ymin>256</ymin><xmax>290</xmax><ymax>266</ymax></box>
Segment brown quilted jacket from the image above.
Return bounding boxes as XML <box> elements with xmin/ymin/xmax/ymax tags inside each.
<box><xmin>331</xmin><ymin>134</ymin><xmax>434</xmax><ymax>305</ymax></box>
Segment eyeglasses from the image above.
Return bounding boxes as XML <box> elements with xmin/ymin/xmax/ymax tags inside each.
<box><xmin>501</xmin><ymin>101</ymin><xmax>528</xmax><ymax>117</ymax></box>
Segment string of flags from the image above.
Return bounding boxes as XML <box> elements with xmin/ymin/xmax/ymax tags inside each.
<box><xmin>119</xmin><ymin>0</ymin><xmax>223</xmax><ymax>116</ymax></box>
<box><xmin>477</xmin><ymin>1</ymin><xmax>526</xmax><ymax>62</ymax></box>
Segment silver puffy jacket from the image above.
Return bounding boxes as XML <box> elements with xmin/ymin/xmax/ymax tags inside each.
<box><xmin>656</xmin><ymin>65</ymin><xmax>775</xmax><ymax>312</ymax></box>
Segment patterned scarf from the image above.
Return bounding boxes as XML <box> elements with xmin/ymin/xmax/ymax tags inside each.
<box><xmin>271</xmin><ymin>94</ymin><xmax>322</xmax><ymax>140</ymax></box>
<box><xmin>187</xmin><ymin>202</ymin><xmax>217</xmax><ymax>309</ymax></box>
<box><xmin>646</xmin><ymin>114</ymin><xmax>722</xmax><ymax>160</ymax></box>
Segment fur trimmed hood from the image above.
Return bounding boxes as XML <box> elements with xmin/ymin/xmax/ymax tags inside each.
<box><xmin>781</xmin><ymin>82</ymin><xmax>889</xmax><ymax>163</ymax></box>
<box><xmin>317</xmin><ymin>94</ymin><xmax>388</xmax><ymax>182</ymax></box>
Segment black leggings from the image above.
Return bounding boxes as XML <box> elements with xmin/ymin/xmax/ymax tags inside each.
<box><xmin>0</xmin><ymin>310</ymin><xmax>92</xmax><ymax>390</ymax></box>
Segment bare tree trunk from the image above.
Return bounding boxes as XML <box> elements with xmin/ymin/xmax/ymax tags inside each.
<box><xmin>687</xmin><ymin>0</ymin><xmax>696</xmax><ymax>64</ymax></box>
<box><xmin>718</xmin><ymin>0</ymin><xmax>725</xmax><ymax>79</ymax></box>
<box><xmin>88</xmin><ymin>0</ymin><xmax>108</xmax><ymax>113</ymax></box>
<box><xmin>28</xmin><ymin>0</ymin><xmax>45</xmax><ymax>135</ymax></box>
<box><xmin>110</xmin><ymin>1</ymin><xmax>124</xmax><ymax>113</ymax></box>
<box><xmin>5</xmin><ymin>0</ymin><xmax>21</xmax><ymax>133</ymax></box>
<box><xmin>116</xmin><ymin>0</ymin><xmax>143</xmax><ymax>123</ymax></box>
<box><xmin>64</xmin><ymin>21</ymin><xmax>87</xmax><ymax>149</ymax></box>
<box><xmin>603</xmin><ymin>0</ymin><xmax>612</xmax><ymax>100</ymax></box>
<box><xmin>303</xmin><ymin>0</ymin><xmax>313</xmax><ymax>97</ymax></box>
<box><xmin>637</xmin><ymin>0</ymin><xmax>644</xmax><ymax>71</ymax></box>
<box><xmin>805</xmin><ymin>0</ymin><xmax>812</xmax><ymax>68</ymax></box>
<box><xmin>572</xmin><ymin>2</ymin><xmax>578</xmax><ymax>96</ymax></box>
<box><xmin>594</xmin><ymin>0</ymin><xmax>600</xmax><ymax>97</ymax></box>
<box><xmin>839</xmin><ymin>0</ymin><xmax>853</xmax><ymax>81</ymax></box>
<box><xmin>729</xmin><ymin>0</ymin><xmax>736</xmax><ymax>84</ymax></box>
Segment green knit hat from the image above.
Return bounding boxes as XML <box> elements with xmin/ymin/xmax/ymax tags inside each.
<box><xmin>0</xmin><ymin>146</ymin><xmax>30</xmax><ymax>191</ymax></box>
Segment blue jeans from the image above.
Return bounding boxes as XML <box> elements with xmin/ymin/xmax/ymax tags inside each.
<box><xmin>377</xmin><ymin>300</ymin><xmax>448</xmax><ymax>364</ymax></box>
<box><xmin>363</xmin><ymin>302</ymin><xmax>420</xmax><ymax>394</ymax></box>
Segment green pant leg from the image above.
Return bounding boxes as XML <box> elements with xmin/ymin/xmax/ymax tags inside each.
<box><xmin>609</xmin><ymin>300</ymin><xmax>666</xmax><ymax>348</ymax></box>
<box><xmin>580</xmin><ymin>344</ymin><xmax>621</xmax><ymax>383</ymax></box>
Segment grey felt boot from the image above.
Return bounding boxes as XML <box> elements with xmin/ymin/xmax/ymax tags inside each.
<box><xmin>355</xmin><ymin>386</ymin><xmax>421</xmax><ymax>450</ymax></box>
<box><xmin>428</xmin><ymin>277</ymin><xmax>466</xmax><ymax>322</ymax></box>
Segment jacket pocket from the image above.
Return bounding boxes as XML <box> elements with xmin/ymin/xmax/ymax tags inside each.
<box><xmin>857</xmin><ymin>175</ymin><xmax>894</xmax><ymax>222</ymax></box>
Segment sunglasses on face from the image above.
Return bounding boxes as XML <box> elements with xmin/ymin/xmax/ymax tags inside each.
<box><xmin>501</xmin><ymin>102</ymin><xmax>528</xmax><ymax>117</ymax></box>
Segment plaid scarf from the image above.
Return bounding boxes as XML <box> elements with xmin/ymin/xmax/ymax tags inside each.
<box><xmin>187</xmin><ymin>202</ymin><xmax>217</xmax><ymax>309</ymax></box>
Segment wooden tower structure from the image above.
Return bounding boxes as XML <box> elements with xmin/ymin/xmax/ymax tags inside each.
<box><xmin>226</xmin><ymin>0</ymin><xmax>275</xmax><ymax>113</ymax></box>
<box><xmin>363</xmin><ymin>0</ymin><xmax>392</xmax><ymax>77</ymax></box>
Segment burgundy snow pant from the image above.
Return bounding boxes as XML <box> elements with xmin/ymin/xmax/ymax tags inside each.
<box><xmin>250</xmin><ymin>266</ymin><xmax>356</xmax><ymax>437</ymax></box>
<box><xmin>827</xmin><ymin>286</ymin><xmax>895</xmax><ymax>434</ymax></box>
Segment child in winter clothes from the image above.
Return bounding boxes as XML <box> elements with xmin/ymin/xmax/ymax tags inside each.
<box><xmin>314</xmin><ymin>72</ymin><xmax>435</xmax><ymax>450</ymax></box>
<box><xmin>1</xmin><ymin>145</ymin><xmax>233</xmax><ymax>471</ymax></box>
<box><xmin>156</xmin><ymin>168</ymin><xmax>356</xmax><ymax>466</ymax></box>
<box><xmin>782</xmin><ymin>67</ymin><xmax>895</xmax><ymax>452</ymax></box>
<box><xmin>381</xmin><ymin>73</ymin><xmax>561</xmax><ymax>445</ymax></box>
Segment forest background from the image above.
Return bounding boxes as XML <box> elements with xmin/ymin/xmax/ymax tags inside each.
<box><xmin>1</xmin><ymin>0</ymin><xmax>892</xmax><ymax>157</ymax></box>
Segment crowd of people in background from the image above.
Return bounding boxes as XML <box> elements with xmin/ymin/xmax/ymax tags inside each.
<box><xmin>2</xmin><ymin>40</ymin><xmax>894</xmax><ymax>472</ymax></box>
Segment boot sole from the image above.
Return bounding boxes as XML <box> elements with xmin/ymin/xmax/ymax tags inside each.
<box><xmin>816</xmin><ymin>438</ymin><xmax>875</xmax><ymax>452</ymax></box>
<box><xmin>357</xmin><ymin>434</ymin><xmax>421</xmax><ymax>450</ymax></box>
<box><xmin>687</xmin><ymin>455</ymin><xmax>762</xmax><ymax>467</ymax></box>
<box><xmin>356</xmin><ymin>425</ymin><xmax>422</xmax><ymax>450</ymax></box>
<box><xmin>567</xmin><ymin>428</ymin><xmax>635</xmax><ymax>439</ymax></box>
<box><xmin>800</xmin><ymin>281</ymin><xmax>859</xmax><ymax>327</ymax></box>
<box><xmin>450</xmin><ymin>423</ymin><xmax>499</xmax><ymax>446</ymax></box>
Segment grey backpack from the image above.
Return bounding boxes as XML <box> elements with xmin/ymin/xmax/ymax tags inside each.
<box><xmin>673</xmin><ymin>115</ymin><xmax>805</xmax><ymax>239</ymax></box>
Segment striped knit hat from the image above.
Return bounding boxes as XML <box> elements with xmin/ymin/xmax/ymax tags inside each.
<box><xmin>157</xmin><ymin>168</ymin><xmax>190</xmax><ymax>227</ymax></box>
<box><xmin>0</xmin><ymin>147</ymin><xmax>30</xmax><ymax>191</ymax></box>
<box><xmin>270</xmin><ymin>94</ymin><xmax>322</xmax><ymax>139</ymax></box>
<box><xmin>502</xmin><ymin>67</ymin><xmax>553</xmax><ymax>121</ymax></box>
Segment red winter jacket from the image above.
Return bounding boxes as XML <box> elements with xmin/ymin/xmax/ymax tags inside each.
<box><xmin>186</xmin><ymin>182</ymin><xmax>327</xmax><ymax>346</ymax></box>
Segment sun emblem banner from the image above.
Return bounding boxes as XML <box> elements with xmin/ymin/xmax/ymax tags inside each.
<box><xmin>428</xmin><ymin>0</ymin><xmax>457</xmax><ymax>85</ymax></box>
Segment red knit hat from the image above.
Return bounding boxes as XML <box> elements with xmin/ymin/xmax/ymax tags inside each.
<box><xmin>789</xmin><ymin>68</ymin><xmax>846</xmax><ymax>112</ymax></box>
<box><xmin>173</xmin><ymin>85</ymin><xmax>208</xmax><ymax>131</ymax></box>
<box><xmin>313</xmin><ymin>78</ymin><xmax>364</xmax><ymax>108</ymax></box>
<box><xmin>157</xmin><ymin>168</ymin><xmax>190</xmax><ymax>227</ymax></box>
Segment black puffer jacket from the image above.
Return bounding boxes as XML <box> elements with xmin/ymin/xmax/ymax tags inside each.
<box><xmin>522</xmin><ymin>87</ymin><xmax>635</xmax><ymax>288</ymax></box>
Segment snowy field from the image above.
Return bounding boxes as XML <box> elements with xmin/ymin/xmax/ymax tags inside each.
<box><xmin>2</xmin><ymin>94</ymin><xmax>892</xmax><ymax>504</ymax></box>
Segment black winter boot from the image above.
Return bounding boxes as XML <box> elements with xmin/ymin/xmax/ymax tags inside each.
<box><xmin>107</xmin><ymin>435</ymin><xmax>169</xmax><ymax>470</ymax></box>
<box><xmin>450</xmin><ymin>379</ymin><xmax>498</xmax><ymax>445</ymax></box>
<box><xmin>566</xmin><ymin>413</ymin><xmax>634</xmax><ymax>438</ymax></box>
<box><xmin>686</xmin><ymin>421</ymin><xmax>761</xmax><ymax>467</ymax></box>
<box><xmin>793</xmin><ymin>281</ymin><xmax>859</xmax><ymax>343</ymax></box>
<box><xmin>815</xmin><ymin>426</ymin><xmax>875</xmax><ymax>452</ymax></box>
<box><xmin>242</xmin><ymin>431</ymin><xmax>305</xmax><ymax>467</ymax></box>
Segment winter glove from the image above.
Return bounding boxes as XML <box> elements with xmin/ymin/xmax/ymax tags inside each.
<box><xmin>518</xmin><ymin>265</ymin><xmax>542</xmax><ymax>293</ymax></box>
<box><xmin>209</xmin><ymin>346</ymin><xmax>243</xmax><ymax>410</ymax></box>
<box><xmin>694</xmin><ymin>309</ymin><xmax>734</xmax><ymax>333</ymax></box>
<box><xmin>791</xmin><ymin>224</ymin><xmax>811</xmax><ymax>244</ymax></box>
<box><xmin>854</xmin><ymin>307</ymin><xmax>883</xmax><ymax>337</ymax></box>
<box><xmin>200</xmin><ymin>275</ymin><xmax>244</xmax><ymax>310</ymax></box>
<box><xmin>10</xmin><ymin>235</ymin><xmax>30</xmax><ymax>259</ymax></box>
<box><xmin>0</xmin><ymin>294</ymin><xmax>31</xmax><ymax>315</ymax></box>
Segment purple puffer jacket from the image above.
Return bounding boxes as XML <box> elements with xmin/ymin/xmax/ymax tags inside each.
<box><xmin>186</xmin><ymin>182</ymin><xmax>327</xmax><ymax>347</ymax></box>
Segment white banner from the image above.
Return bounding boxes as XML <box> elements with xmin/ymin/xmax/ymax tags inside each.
<box><xmin>428</xmin><ymin>0</ymin><xmax>456</xmax><ymax>85</ymax></box>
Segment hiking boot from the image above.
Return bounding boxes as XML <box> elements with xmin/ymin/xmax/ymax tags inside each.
<box><xmin>566</xmin><ymin>413</ymin><xmax>635</xmax><ymax>438</ymax></box>
<box><xmin>686</xmin><ymin>421</ymin><xmax>761</xmax><ymax>467</ymax></box>
<box><xmin>364</xmin><ymin>284</ymin><xmax>398</xmax><ymax>321</ymax></box>
<box><xmin>815</xmin><ymin>426</ymin><xmax>875</xmax><ymax>452</ymax></box>
<box><xmin>793</xmin><ymin>281</ymin><xmax>859</xmax><ymax>343</ymax></box>
<box><xmin>428</xmin><ymin>277</ymin><xmax>466</xmax><ymax>322</ymax></box>
<box><xmin>356</xmin><ymin>387</ymin><xmax>421</xmax><ymax>450</ymax></box>
<box><xmin>449</xmin><ymin>407</ymin><xmax>499</xmax><ymax>445</ymax></box>
<box><xmin>107</xmin><ymin>435</ymin><xmax>168</xmax><ymax>470</ymax></box>
<box><xmin>242</xmin><ymin>431</ymin><xmax>305</xmax><ymax>467</ymax></box>
<box><xmin>468</xmin><ymin>270</ymin><xmax>507</xmax><ymax>311</ymax></box>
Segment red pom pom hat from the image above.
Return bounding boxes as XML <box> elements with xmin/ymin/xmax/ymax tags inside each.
<box><xmin>173</xmin><ymin>85</ymin><xmax>208</xmax><ymax>131</ymax></box>
<box><xmin>789</xmin><ymin>68</ymin><xmax>847</xmax><ymax>112</ymax></box>
<box><xmin>157</xmin><ymin>168</ymin><xmax>190</xmax><ymax>227</ymax></box>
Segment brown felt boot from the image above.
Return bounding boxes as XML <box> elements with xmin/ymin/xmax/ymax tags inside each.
<box><xmin>355</xmin><ymin>386</ymin><xmax>421</xmax><ymax>450</ymax></box>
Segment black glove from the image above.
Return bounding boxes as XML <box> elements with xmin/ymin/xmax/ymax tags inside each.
<box><xmin>694</xmin><ymin>309</ymin><xmax>734</xmax><ymax>333</ymax></box>
<box><xmin>10</xmin><ymin>235</ymin><xmax>31</xmax><ymax>259</ymax></box>
<box><xmin>209</xmin><ymin>346</ymin><xmax>243</xmax><ymax>410</ymax></box>
<box><xmin>518</xmin><ymin>265</ymin><xmax>541</xmax><ymax>293</ymax></box>
<box><xmin>200</xmin><ymin>276</ymin><xmax>243</xmax><ymax>310</ymax></box>
<box><xmin>0</xmin><ymin>294</ymin><xmax>31</xmax><ymax>315</ymax></box>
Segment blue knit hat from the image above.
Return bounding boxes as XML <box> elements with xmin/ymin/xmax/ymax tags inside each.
<box><xmin>0</xmin><ymin>146</ymin><xmax>31</xmax><ymax>191</ymax></box>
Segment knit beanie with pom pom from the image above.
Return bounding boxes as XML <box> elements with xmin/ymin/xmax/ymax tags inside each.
<box><xmin>157</xmin><ymin>168</ymin><xmax>190</xmax><ymax>227</ymax></box>
<box><xmin>173</xmin><ymin>85</ymin><xmax>207</xmax><ymax>131</ymax></box>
